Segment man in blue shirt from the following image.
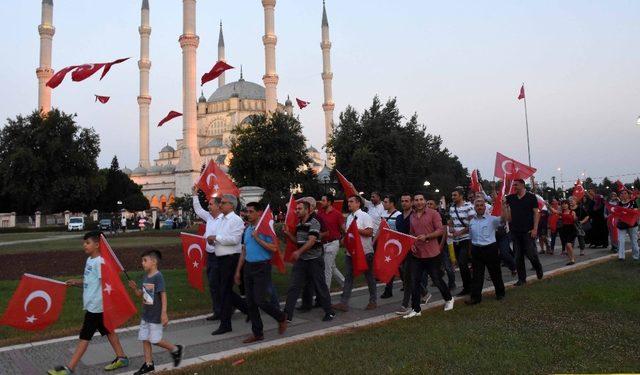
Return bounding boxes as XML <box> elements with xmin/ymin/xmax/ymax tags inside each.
<box><xmin>234</xmin><ymin>202</ymin><xmax>287</xmax><ymax>343</ymax></box>
<box><xmin>462</xmin><ymin>197</ymin><xmax>506</xmax><ymax>305</ymax></box>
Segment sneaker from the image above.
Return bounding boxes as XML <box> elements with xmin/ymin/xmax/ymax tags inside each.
<box><xmin>536</xmin><ymin>267</ymin><xmax>544</xmax><ymax>280</ymax></box>
<box><xmin>133</xmin><ymin>362</ymin><xmax>155</xmax><ymax>375</ymax></box>
<box><xmin>104</xmin><ymin>357</ymin><xmax>129</xmax><ymax>371</ymax></box>
<box><xmin>395</xmin><ymin>306</ymin><xmax>412</xmax><ymax>315</ymax></box>
<box><xmin>322</xmin><ymin>312</ymin><xmax>335</xmax><ymax>321</ymax></box>
<box><xmin>171</xmin><ymin>344</ymin><xmax>184</xmax><ymax>367</ymax></box>
<box><xmin>48</xmin><ymin>366</ymin><xmax>72</xmax><ymax>375</ymax></box>
<box><xmin>420</xmin><ymin>293</ymin><xmax>432</xmax><ymax>307</ymax></box>
<box><xmin>403</xmin><ymin>310</ymin><xmax>421</xmax><ymax>319</ymax></box>
<box><xmin>380</xmin><ymin>290</ymin><xmax>393</xmax><ymax>299</ymax></box>
<box><xmin>444</xmin><ymin>299</ymin><xmax>454</xmax><ymax>311</ymax></box>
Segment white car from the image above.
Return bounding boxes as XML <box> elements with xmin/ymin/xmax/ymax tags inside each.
<box><xmin>68</xmin><ymin>217</ymin><xmax>85</xmax><ymax>231</ymax></box>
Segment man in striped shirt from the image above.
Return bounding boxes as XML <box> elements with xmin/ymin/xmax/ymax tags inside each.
<box><xmin>448</xmin><ymin>187</ymin><xmax>475</xmax><ymax>296</ymax></box>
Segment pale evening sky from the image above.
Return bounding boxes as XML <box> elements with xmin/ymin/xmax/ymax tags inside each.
<box><xmin>1</xmin><ymin>1</ymin><xmax>639</xmax><ymax>188</ymax></box>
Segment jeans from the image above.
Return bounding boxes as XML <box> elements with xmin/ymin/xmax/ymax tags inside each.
<box><xmin>618</xmin><ymin>226</ymin><xmax>639</xmax><ymax>260</ymax></box>
<box><xmin>341</xmin><ymin>253</ymin><xmax>377</xmax><ymax>305</ymax></box>
<box><xmin>410</xmin><ymin>254</ymin><xmax>452</xmax><ymax>312</ymax></box>
<box><xmin>323</xmin><ymin>240</ymin><xmax>344</xmax><ymax>290</ymax></box>
<box><xmin>284</xmin><ymin>257</ymin><xmax>333</xmax><ymax>320</ymax></box>
<box><xmin>470</xmin><ymin>243</ymin><xmax>505</xmax><ymax>302</ymax></box>
<box><xmin>244</xmin><ymin>261</ymin><xmax>285</xmax><ymax>337</ymax></box>
<box><xmin>496</xmin><ymin>232</ymin><xmax>516</xmax><ymax>272</ymax></box>
<box><xmin>217</xmin><ymin>253</ymin><xmax>248</xmax><ymax>330</ymax></box>
<box><xmin>453</xmin><ymin>240</ymin><xmax>472</xmax><ymax>291</ymax></box>
<box><xmin>206</xmin><ymin>253</ymin><xmax>221</xmax><ymax>316</ymax></box>
<box><xmin>549</xmin><ymin>231</ymin><xmax>558</xmax><ymax>252</ymax></box>
<box><xmin>511</xmin><ymin>231</ymin><xmax>543</xmax><ymax>283</ymax></box>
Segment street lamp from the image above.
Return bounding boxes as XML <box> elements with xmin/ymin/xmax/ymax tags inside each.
<box><xmin>636</xmin><ymin>115</ymin><xmax>640</xmax><ymax>127</ymax></box>
<box><xmin>435</xmin><ymin>188</ymin><xmax>440</xmax><ymax>193</ymax></box>
<box><xmin>423</xmin><ymin>180</ymin><xmax>431</xmax><ymax>187</ymax></box>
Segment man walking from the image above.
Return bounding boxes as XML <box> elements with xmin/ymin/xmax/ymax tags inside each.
<box><xmin>380</xmin><ymin>195</ymin><xmax>402</xmax><ymax>299</ymax></box>
<box><xmin>465</xmin><ymin>197</ymin><xmax>506</xmax><ymax>305</ymax></box>
<box><xmin>448</xmin><ymin>187</ymin><xmax>475</xmax><ymax>295</ymax></box>
<box><xmin>365</xmin><ymin>191</ymin><xmax>386</xmax><ymax>238</ymax></box>
<box><xmin>333</xmin><ymin>195</ymin><xmax>377</xmax><ymax>312</ymax></box>
<box><xmin>317</xmin><ymin>194</ymin><xmax>345</xmax><ymax>291</ymax></box>
<box><xmin>405</xmin><ymin>192</ymin><xmax>454</xmax><ymax>318</ymax></box>
<box><xmin>504</xmin><ymin>179</ymin><xmax>544</xmax><ymax>286</ymax></box>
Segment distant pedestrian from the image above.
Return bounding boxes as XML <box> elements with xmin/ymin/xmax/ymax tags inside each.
<box><xmin>616</xmin><ymin>189</ymin><xmax>639</xmax><ymax>260</ymax></box>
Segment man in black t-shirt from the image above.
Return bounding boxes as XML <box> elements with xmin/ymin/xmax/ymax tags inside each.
<box><xmin>504</xmin><ymin>179</ymin><xmax>544</xmax><ymax>285</ymax></box>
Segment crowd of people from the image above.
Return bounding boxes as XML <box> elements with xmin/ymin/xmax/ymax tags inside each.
<box><xmin>47</xmin><ymin>178</ymin><xmax>639</xmax><ymax>375</ymax></box>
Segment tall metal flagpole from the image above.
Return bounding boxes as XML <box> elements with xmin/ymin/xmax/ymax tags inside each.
<box><xmin>522</xmin><ymin>82</ymin><xmax>532</xmax><ymax>166</ymax></box>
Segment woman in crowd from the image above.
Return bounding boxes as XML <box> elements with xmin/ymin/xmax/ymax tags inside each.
<box><xmin>558</xmin><ymin>200</ymin><xmax>577</xmax><ymax>265</ymax></box>
<box><xmin>547</xmin><ymin>199</ymin><xmax>560</xmax><ymax>254</ymax></box>
<box><xmin>570</xmin><ymin>197</ymin><xmax>589</xmax><ymax>256</ymax></box>
<box><xmin>585</xmin><ymin>188</ymin><xmax>608</xmax><ymax>248</ymax></box>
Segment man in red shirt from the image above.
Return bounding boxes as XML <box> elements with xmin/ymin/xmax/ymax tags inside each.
<box><xmin>317</xmin><ymin>193</ymin><xmax>345</xmax><ymax>290</ymax></box>
<box><xmin>405</xmin><ymin>192</ymin><xmax>454</xmax><ymax>318</ymax></box>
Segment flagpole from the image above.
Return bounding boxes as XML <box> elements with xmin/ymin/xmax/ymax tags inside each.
<box><xmin>522</xmin><ymin>82</ymin><xmax>532</xmax><ymax>166</ymax></box>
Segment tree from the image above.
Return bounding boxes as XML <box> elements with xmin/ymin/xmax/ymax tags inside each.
<box><xmin>98</xmin><ymin>156</ymin><xmax>149</xmax><ymax>212</ymax></box>
<box><xmin>0</xmin><ymin>109</ymin><xmax>103</xmax><ymax>214</ymax></box>
<box><xmin>327</xmin><ymin>96</ymin><xmax>468</xmax><ymax>198</ymax></box>
<box><xmin>228</xmin><ymin>112</ymin><xmax>312</xmax><ymax>208</ymax></box>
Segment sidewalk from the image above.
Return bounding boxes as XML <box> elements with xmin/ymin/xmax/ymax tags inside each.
<box><xmin>0</xmin><ymin>247</ymin><xmax>622</xmax><ymax>374</ymax></box>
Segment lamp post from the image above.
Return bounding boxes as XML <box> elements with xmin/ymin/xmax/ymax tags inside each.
<box><xmin>557</xmin><ymin>167</ymin><xmax>564</xmax><ymax>197</ymax></box>
<box><xmin>423</xmin><ymin>180</ymin><xmax>431</xmax><ymax>187</ymax></box>
<box><xmin>636</xmin><ymin>115</ymin><xmax>640</xmax><ymax>127</ymax></box>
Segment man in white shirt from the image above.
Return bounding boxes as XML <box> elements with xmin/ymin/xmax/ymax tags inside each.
<box><xmin>192</xmin><ymin>186</ymin><xmax>224</xmax><ymax>321</ymax></box>
<box><xmin>364</xmin><ymin>191</ymin><xmax>386</xmax><ymax>238</ymax></box>
<box><xmin>333</xmin><ymin>195</ymin><xmax>377</xmax><ymax>312</ymax></box>
<box><xmin>209</xmin><ymin>194</ymin><xmax>248</xmax><ymax>335</ymax></box>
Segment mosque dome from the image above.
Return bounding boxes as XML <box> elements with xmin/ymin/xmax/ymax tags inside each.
<box><xmin>160</xmin><ymin>144</ymin><xmax>175</xmax><ymax>153</ymax></box>
<box><xmin>132</xmin><ymin>166</ymin><xmax>147</xmax><ymax>176</ymax></box>
<box><xmin>162</xmin><ymin>163</ymin><xmax>176</xmax><ymax>173</ymax></box>
<box><xmin>208</xmin><ymin>78</ymin><xmax>265</xmax><ymax>102</ymax></box>
<box><xmin>148</xmin><ymin>165</ymin><xmax>163</xmax><ymax>174</ymax></box>
<box><xmin>122</xmin><ymin>166</ymin><xmax>132</xmax><ymax>175</ymax></box>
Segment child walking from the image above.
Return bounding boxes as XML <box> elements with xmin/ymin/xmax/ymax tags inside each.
<box><xmin>48</xmin><ymin>231</ymin><xmax>129</xmax><ymax>375</ymax></box>
<box><xmin>128</xmin><ymin>250</ymin><xmax>184</xmax><ymax>374</ymax></box>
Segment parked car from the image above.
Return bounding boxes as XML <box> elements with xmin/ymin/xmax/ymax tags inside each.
<box><xmin>99</xmin><ymin>219</ymin><xmax>112</xmax><ymax>231</ymax></box>
<box><xmin>162</xmin><ymin>218</ymin><xmax>174</xmax><ymax>230</ymax></box>
<box><xmin>68</xmin><ymin>217</ymin><xmax>85</xmax><ymax>231</ymax></box>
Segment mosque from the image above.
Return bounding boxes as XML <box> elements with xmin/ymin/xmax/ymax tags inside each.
<box><xmin>35</xmin><ymin>0</ymin><xmax>335</xmax><ymax>210</ymax></box>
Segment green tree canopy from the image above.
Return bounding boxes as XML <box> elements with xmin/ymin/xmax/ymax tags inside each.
<box><xmin>98</xmin><ymin>156</ymin><xmax>149</xmax><ymax>212</ymax></box>
<box><xmin>228</xmin><ymin>112</ymin><xmax>312</xmax><ymax>208</ymax></box>
<box><xmin>0</xmin><ymin>110</ymin><xmax>103</xmax><ymax>213</ymax></box>
<box><xmin>327</xmin><ymin>96</ymin><xmax>468</xmax><ymax>198</ymax></box>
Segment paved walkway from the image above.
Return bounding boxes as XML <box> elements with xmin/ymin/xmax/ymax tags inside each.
<box><xmin>0</xmin><ymin>246</ymin><xmax>623</xmax><ymax>374</ymax></box>
<box><xmin>0</xmin><ymin>234</ymin><xmax>81</xmax><ymax>247</ymax></box>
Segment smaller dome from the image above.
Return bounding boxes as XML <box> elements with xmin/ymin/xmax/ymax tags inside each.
<box><xmin>285</xmin><ymin>96</ymin><xmax>292</xmax><ymax>106</ymax></box>
<box><xmin>162</xmin><ymin>164</ymin><xmax>176</xmax><ymax>173</ymax></box>
<box><xmin>132</xmin><ymin>166</ymin><xmax>147</xmax><ymax>176</ymax></box>
<box><xmin>160</xmin><ymin>144</ymin><xmax>175</xmax><ymax>153</ymax></box>
<box><xmin>307</xmin><ymin>145</ymin><xmax>319</xmax><ymax>153</ymax></box>
<box><xmin>199</xmin><ymin>91</ymin><xmax>206</xmax><ymax>103</ymax></box>
<box><xmin>148</xmin><ymin>165</ymin><xmax>163</xmax><ymax>174</ymax></box>
<box><xmin>122</xmin><ymin>166</ymin><xmax>132</xmax><ymax>175</ymax></box>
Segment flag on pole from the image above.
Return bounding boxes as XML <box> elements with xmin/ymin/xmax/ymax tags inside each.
<box><xmin>180</xmin><ymin>233</ymin><xmax>207</xmax><ymax>292</ymax></box>
<box><xmin>345</xmin><ymin>220</ymin><xmax>368</xmax><ymax>277</ymax></box>
<box><xmin>493</xmin><ymin>152</ymin><xmax>537</xmax><ymax>180</ymax></box>
<box><xmin>0</xmin><ymin>274</ymin><xmax>67</xmax><ymax>331</ymax></box>
<box><xmin>158</xmin><ymin>111</ymin><xmax>182</xmax><ymax>127</ymax></box>
<box><xmin>373</xmin><ymin>228</ymin><xmax>416</xmax><ymax>283</ymax></box>
<box><xmin>101</xmin><ymin>261</ymin><xmax>136</xmax><ymax>332</ymax></box>
<box><xmin>518</xmin><ymin>84</ymin><xmax>525</xmax><ymax>100</ymax></box>
<box><xmin>254</xmin><ymin>204</ymin><xmax>286</xmax><ymax>274</ymax></box>
<box><xmin>470</xmin><ymin>169</ymin><xmax>481</xmax><ymax>193</ymax></box>
<box><xmin>99</xmin><ymin>234</ymin><xmax>125</xmax><ymax>274</ymax></box>
<box><xmin>196</xmin><ymin>159</ymin><xmax>240</xmax><ymax>198</ymax></box>
<box><xmin>336</xmin><ymin>170</ymin><xmax>359</xmax><ymax>198</ymax></box>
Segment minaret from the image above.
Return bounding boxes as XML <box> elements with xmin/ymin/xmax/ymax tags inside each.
<box><xmin>321</xmin><ymin>1</ymin><xmax>335</xmax><ymax>165</ymax></box>
<box><xmin>262</xmin><ymin>0</ymin><xmax>279</xmax><ymax>113</ymax></box>
<box><xmin>37</xmin><ymin>0</ymin><xmax>55</xmax><ymax>113</ymax></box>
<box><xmin>218</xmin><ymin>21</ymin><xmax>226</xmax><ymax>88</ymax></box>
<box><xmin>137</xmin><ymin>0</ymin><xmax>152</xmax><ymax>169</ymax></box>
<box><xmin>176</xmin><ymin>0</ymin><xmax>201</xmax><ymax>197</ymax></box>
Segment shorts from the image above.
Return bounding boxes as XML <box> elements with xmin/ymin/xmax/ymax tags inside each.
<box><xmin>79</xmin><ymin>311</ymin><xmax>110</xmax><ymax>341</ymax></box>
<box><xmin>138</xmin><ymin>319</ymin><xmax>163</xmax><ymax>343</ymax></box>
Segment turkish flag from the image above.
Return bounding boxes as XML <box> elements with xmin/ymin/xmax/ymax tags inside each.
<box><xmin>345</xmin><ymin>219</ymin><xmax>368</xmax><ymax>277</ymax></box>
<box><xmin>180</xmin><ymin>233</ymin><xmax>207</xmax><ymax>292</ymax></box>
<box><xmin>284</xmin><ymin>194</ymin><xmax>298</xmax><ymax>263</ymax></box>
<box><xmin>615</xmin><ymin>180</ymin><xmax>627</xmax><ymax>193</ymax></box>
<box><xmin>0</xmin><ymin>273</ymin><xmax>67</xmax><ymax>331</ymax></box>
<box><xmin>72</xmin><ymin>63</ymin><xmax>106</xmax><ymax>82</ymax></box>
<box><xmin>606</xmin><ymin>203</ymin><xmax>640</xmax><ymax>227</ymax></box>
<box><xmin>201</xmin><ymin>61</ymin><xmax>234</xmax><ymax>86</ymax></box>
<box><xmin>158</xmin><ymin>111</ymin><xmax>183</xmax><ymax>127</ymax></box>
<box><xmin>493</xmin><ymin>152</ymin><xmax>536</xmax><ymax>180</ymax></box>
<box><xmin>101</xmin><ymin>260</ymin><xmax>136</xmax><ymax>332</ymax></box>
<box><xmin>255</xmin><ymin>205</ymin><xmax>286</xmax><ymax>274</ymax></box>
<box><xmin>535</xmin><ymin>194</ymin><xmax>546</xmax><ymax>211</ymax></box>
<box><xmin>336</xmin><ymin>170</ymin><xmax>359</xmax><ymax>199</ymax></box>
<box><xmin>196</xmin><ymin>159</ymin><xmax>240</xmax><ymax>198</ymax></box>
<box><xmin>46</xmin><ymin>65</ymin><xmax>79</xmax><ymax>89</ymax></box>
<box><xmin>491</xmin><ymin>190</ymin><xmax>504</xmax><ymax>217</ymax></box>
<box><xmin>296</xmin><ymin>98</ymin><xmax>310</xmax><ymax>109</ymax></box>
<box><xmin>99</xmin><ymin>57</ymin><xmax>130</xmax><ymax>80</ymax></box>
<box><xmin>518</xmin><ymin>84</ymin><xmax>525</xmax><ymax>100</ymax></box>
<box><xmin>95</xmin><ymin>95</ymin><xmax>110</xmax><ymax>104</ymax></box>
<box><xmin>197</xmin><ymin>223</ymin><xmax>206</xmax><ymax>236</ymax></box>
<box><xmin>608</xmin><ymin>216</ymin><xmax>618</xmax><ymax>244</ymax></box>
<box><xmin>99</xmin><ymin>234</ymin><xmax>124</xmax><ymax>273</ymax></box>
<box><xmin>374</xmin><ymin>228</ymin><xmax>416</xmax><ymax>283</ymax></box>
<box><xmin>573</xmin><ymin>179</ymin><xmax>585</xmax><ymax>201</ymax></box>
<box><xmin>377</xmin><ymin>218</ymin><xmax>390</xmax><ymax>239</ymax></box>
<box><xmin>470</xmin><ymin>169</ymin><xmax>481</xmax><ymax>193</ymax></box>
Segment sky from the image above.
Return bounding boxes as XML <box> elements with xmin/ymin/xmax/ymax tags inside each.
<box><xmin>1</xmin><ymin>0</ymin><xmax>639</xmax><ymax>189</ymax></box>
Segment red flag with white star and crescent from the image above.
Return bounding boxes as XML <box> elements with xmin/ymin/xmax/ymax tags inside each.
<box><xmin>254</xmin><ymin>204</ymin><xmax>286</xmax><ymax>274</ymax></box>
<box><xmin>196</xmin><ymin>159</ymin><xmax>240</xmax><ymax>198</ymax></box>
<box><xmin>0</xmin><ymin>273</ymin><xmax>67</xmax><ymax>331</ymax></box>
<box><xmin>373</xmin><ymin>228</ymin><xmax>416</xmax><ymax>284</ymax></box>
<box><xmin>101</xmin><ymin>260</ymin><xmax>136</xmax><ymax>332</ymax></box>
<box><xmin>345</xmin><ymin>219</ymin><xmax>369</xmax><ymax>277</ymax></box>
<box><xmin>493</xmin><ymin>152</ymin><xmax>537</xmax><ymax>180</ymax></box>
<box><xmin>180</xmin><ymin>232</ymin><xmax>207</xmax><ymax>292</ymax></box>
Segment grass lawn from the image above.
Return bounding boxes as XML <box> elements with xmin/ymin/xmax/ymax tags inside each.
<box><xmin>0</xmin><ymin>233</ymin><xmax>182</xmax><ymax>254</ymax></box>
<box><xmin>0</xmin><ymin>252</ymin><xmax>351</xmax><ymax>346</ymax></box>
<box><xmin>171</xmin><ymin>259</ymin><xmax>640</xmax><ymax>375</ymax></box>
